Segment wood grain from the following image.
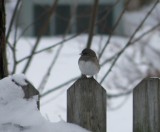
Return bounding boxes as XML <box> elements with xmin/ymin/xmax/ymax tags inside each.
<box><xmin>22</xmin><ymin>80</ymin><xmax>40</xmax><ymax>109</ymax></box>
<box><xmin>67</xmin><ymin>77</ymin><xmax>106</xmax><ymax>132</ymax></box>
<box><xmin>133</xmin><ymin>77</ymin><xmax>160</xmax><ymax>132</ymax></box>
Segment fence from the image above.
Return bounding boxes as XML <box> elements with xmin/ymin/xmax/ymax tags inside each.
<box><xmin>26</xmin><ymin>77</ymin><xmax>160</xmax><ymax>132</ymax></box>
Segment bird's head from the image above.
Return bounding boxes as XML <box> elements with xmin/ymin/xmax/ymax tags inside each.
<box><xmin>80</xmin><ymin>48</ymin><xmax>96</xmax><ymax>57</ymax></box>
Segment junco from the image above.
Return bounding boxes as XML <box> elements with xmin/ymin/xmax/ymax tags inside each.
<box><xmin>78</xmin><ymin>48</ymin><xmax>100</xmax><ymax>77</ymax></box>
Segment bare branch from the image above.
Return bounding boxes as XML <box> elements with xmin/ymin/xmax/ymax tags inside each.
<box><xmin>22</xmin><ymin>0</ymin><xmax>58</xmax><ymax>74</ymax></box>
<box><xmin>16</xmin><ymin>4</ymin><xmax>59</xmax><ymax>41</ymax></box>
<box><xmin>86</xmin><ymin>0</ymin><xmax>99</xmax><ymax>49</ymax></box>
<box><xmin>99</xmin><ymin>0</ymin><xmax>130</xmax><ymax>59</ymax></box>
<box><xmin>11</xmin><ymin>2</ymin><xmax>23</xmax><ymax>74</ymax></box>
<box><xmin>100</xmin><ymin>0</ymin><xmax>159</xmax><ymax>84</ymax></box>
<box><xmin>17</xmin><ymin>33</ymin><xmax>81</xmax><ymax>64</ymax></box>
<box><xmin>17</xmin><ymin>0</ymin><xmax>120</xmax><ymax>64</ymax></box>
<box><xmin>107</xmin><ymin>95</ymin><xmax>130</xmax><ymax>110</ymax></box>
<box><xmin>38</xmin><ymin>5</ymin><xmax>75</xmax><ymax>92</ymax></box>
<box><xmin>40</xmin><ymin>76</ymin><xmax>79</xmax><ymax>98</ymax></box>
<box><xmin>107</xmin><ymin>89</ymin><xmax>133</xmax><ymax>98</ymax></box>
<box><xmin>100</xmin><ymin>54</ymin><xmax>116</xmax><ymax>66</ymax></box>
<box><xmin>38</xmin><ymin>45</ymin><xmax>64</xmax><ymax>93</ymax></box>
<box><xmin>101</xmin><ymin>22</ymin><xmax>160</xmax><ymax>67</ymax></box>
<box><xmin>131</xmin><ymin>23</ymin><xmax>160</xmax><ymax>44</ymax></box>
<box><xmin>6</xmin><ymin>0</ymin><xmax>21</xmax><ymax>44</ymax></box>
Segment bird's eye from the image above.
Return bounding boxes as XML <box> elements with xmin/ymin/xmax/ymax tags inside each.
<box><xmin>83</xmin><ymin>52</ymin><xmax>88</xmax><ymax>55</ymax></box>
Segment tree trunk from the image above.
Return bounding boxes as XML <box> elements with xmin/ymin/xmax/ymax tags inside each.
<box><xmin>0</xmin><ymin>0</ymin><xmax>8</xmax><ymax>79</ymax></box>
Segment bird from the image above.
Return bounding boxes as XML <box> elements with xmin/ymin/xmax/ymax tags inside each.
<box><xmin>78</xmin><ymin>48</ymin><xmax>100</xmax><ymax>78</ymax></box>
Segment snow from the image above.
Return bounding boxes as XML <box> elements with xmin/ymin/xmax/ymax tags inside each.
<box><xmin>5</xmin><ymin>26</ymin><xmax>160</xmax><ymax>132</ymax></box>
<box><xmin>12</xmin><ymin>74</ymin><xmax>28</xmax><ymax>86</ymax></box>
<box><xmin>0</xmin><ymin>75</ymin><xmax>90</xmax><ymax>132</ymax></box>
<box><xmin>4</xmin><ymin>1</ymin><xmax>160</xmax><ymax>132</ymax></box>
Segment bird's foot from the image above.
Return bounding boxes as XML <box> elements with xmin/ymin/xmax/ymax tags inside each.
<box><xmin>89</xmin><ymin>76</ymin><xmax>94</xmax><ymax>79</ymax></box>
<box><xmin>81</xmin><ymin>74</ymin><xmax>87</xmax><ymax>78</ymax></box>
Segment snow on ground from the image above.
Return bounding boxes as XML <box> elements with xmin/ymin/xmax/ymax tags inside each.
<box><xmin>0</xmin><ymin>74</ymin><xmax>90</xmax><ymax>132</ymax></box>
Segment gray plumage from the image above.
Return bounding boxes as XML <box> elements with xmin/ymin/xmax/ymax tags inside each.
<box><xmin>78</xmin><ymin>48</ymin><xmax>100</xmax><ymax>76</ymax></box>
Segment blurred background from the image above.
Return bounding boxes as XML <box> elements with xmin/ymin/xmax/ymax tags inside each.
<box><xmin>3</xmin><ymin>0</ymin><xmax>160</xmax><ymax>131</ymax></box>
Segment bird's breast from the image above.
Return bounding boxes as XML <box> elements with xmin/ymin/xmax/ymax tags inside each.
<box><xmin>78</xmin><ymin>60</ymin><xmax>99</xmax><ymax>76</ymax></box>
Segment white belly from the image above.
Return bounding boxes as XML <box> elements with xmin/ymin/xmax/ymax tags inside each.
<box><xmin>78</xmin><ymin>60</ymin><xmax>99</xmax><ymax>76</ymax></box>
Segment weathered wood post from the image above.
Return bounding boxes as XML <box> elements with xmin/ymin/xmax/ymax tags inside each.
<box><xmin>22</xmin><ymin>80</ymin><xmax>40</xmax><ymax>109</ymax></box>
<box><xmin>12</xmin><ymin>78</ymin><xmax>40</xmax><ymax>109</ymax></box>
<box><xmin>67</xmin><ymin>77</ymin><xmax>106</xmax><ymax>132</ymax></box>
<box><xmin>133</xmin><ymin>77</ymin><xmax>160</xmax><ymax>132</ymax></box>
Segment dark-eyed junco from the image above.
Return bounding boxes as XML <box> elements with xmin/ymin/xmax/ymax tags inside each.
<box><xmin>78</xmin><ymin>48</ymin><xmax>100</xmax><ymax>77</ymax></box>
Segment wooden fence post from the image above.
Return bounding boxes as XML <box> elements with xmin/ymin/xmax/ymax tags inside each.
<box><xmin>133</xmin><ymin>77</ymin><xmax>160</xmax><ymax>132</ymax></box>
<box><xmin>67</xmin><ymin>77</ymin><xmax>106</xmax><ymax>132</ymax></box>
<box><xmin>22</xmin><ymin>80</ymin><xmax>40</xmax><ymax>109</ymax></box>
<box><xmin>12</xmin><ymin>78</ymin><xmax>40</xmax><ymax>109</ymax></box>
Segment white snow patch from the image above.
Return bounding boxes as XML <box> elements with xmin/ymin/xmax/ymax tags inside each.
<box><xmin>12</xmin><ymin>74</ymin><xmax>28</xmax><ymax>86</ymax></box>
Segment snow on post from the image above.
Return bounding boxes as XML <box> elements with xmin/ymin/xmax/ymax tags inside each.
<box><xmin>67</xmin><ymin>77</ymin><xmax>106</xmax><ymax>132</ymax></box>
<box><xmin>133</xmin><ymin>77</ymin><xmax>160</xmax><ymax>132</ymax></box>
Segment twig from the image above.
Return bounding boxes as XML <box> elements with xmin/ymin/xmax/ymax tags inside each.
<box><xmin>38</xmin><ymin>45</ymin><xmax>64</xmax><ymax>92</ymax></box>
<box><xmin>100</xmin><ymin>55</ymin><xmax>117</xmax><ymax>66</ymax></box>
<box><xmin>22</xmin><ymin>0</ymin><xmax>58</xmax><ymax>73</ymax></box>
<box><xmin>16</xmin><ymin>5</ymin><xmax>64</xmax><ymax>41</ymax></box>
<box><xmin>108</xmin><ymin>95</ymin><xmax>130</xmax><ymax>110</ymax></box>
<box><xmin>38</xmin><ymin>10</ymin><xmax>74</xmax><ymax>92</ymax></box>
<box><xmin>11</xmin><ymin>2</ymin><xmax>23</xmax><ymax>74</ymax></box>
<box><xmin>6</xmin><ymin>0</ymin><xmax>21</xmax><ymax>44</ymax></box>
<box><xmin>100</xmin><ymin>0</ymin><xmax>159</xmax><ymax>84</ymax></box>
<box><xmin>99</xmin><ymin>0</ymin><xmax>130</xmax><ymax>59</ymax></box>
<box><xmin>107</xmin><ymin>89</ymin><xmax>133</xmax><ymax>98</ymax></box>
<box><xmin>17</xmin><ymin>33</ymin><xmax>81</xmax><ymax>64</ymax></box>
<box><xmin>101</xmin><ymin>22</ymin><xmax>160</xmax><ymax>67</ymax></box>
<box><xmin>86</xmin><ymin>0</ymin><xmax>99</xmax><ymax>49</ymax></box>
<box><xmin>131</xmin><ymin>23</ymin><xmax>160</xmax><ymax>44</ymax></box>
<box><xmin>17</xmin><ymin>0</ymin><xmax>120</xmax><ymax>64</ymax></box>
<box><xmin>40</xmin><ymin>76</ymin><xmax>79</xmax><ymax>98</ymax></box>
